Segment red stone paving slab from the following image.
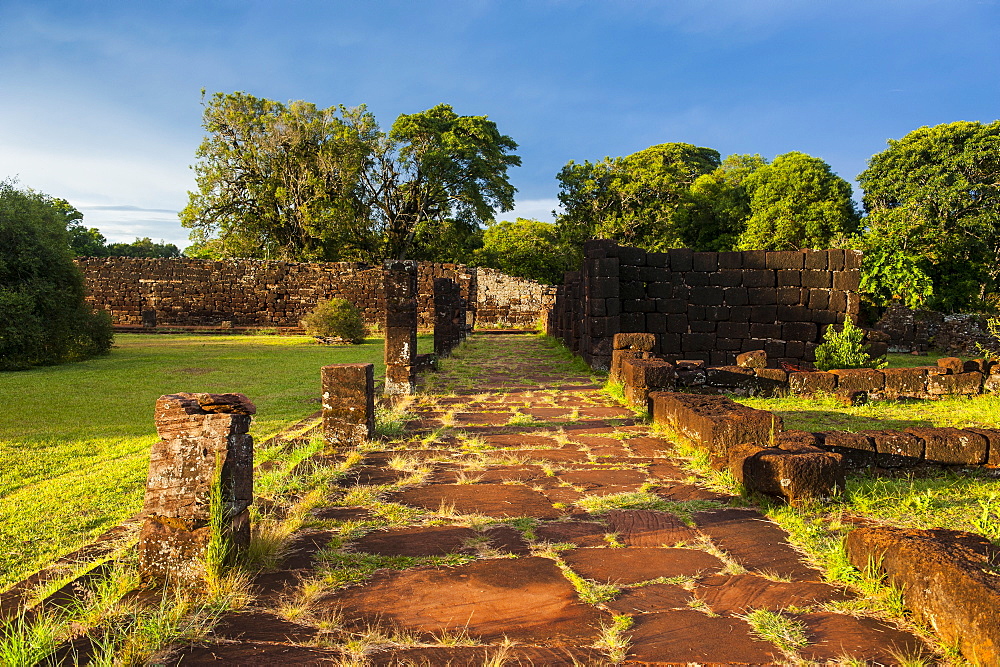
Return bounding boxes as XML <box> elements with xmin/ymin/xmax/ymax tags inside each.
<box><xmin>796</xmin><ymin>612</ymin><xmax>933</xmax><ymax>664</ymax></box>
<box><xmin>693</xmin><ymin>508</ymin><xmax>823</xmax><ymax>582</ymax></box>
<box><xmin>605</xmin><ymin>582</ymin><xmax>692</xmax><ymax>614</ymax></box>
<box><xmin>568</xmin><ymin>435</ymin><xmax>623</xmax><ymax>448</ymax></box>
<box><xmin>540</xmin><ymin>487</ymin><xmax>587</xmax><ymax>506</ymax></box>
<box><xmin>317</xmin><ymin>557</ymin><xmax>608</xmax><ymax>644</ymax></box>
<box><xmin>522</xmin><ymin>407</ymin><xmax>574</xmax><ymax>419</ymax></box>
<box><xmin>176</xmin><ymin>642</ymin><xmax>341</xmax><ymax>664</ymax></box>
<box><xmin>480</xmin><ymin>433</ymin><xmax>561</xmax><ymax>448</ymax></box>
<box><xmin>208</xmin><ymin>611</ymin><xmax>317</xmax><ymax>643</ymax></box>
<box><xmin>280</xmin><ymin>530</ymin><xmax>336</xmax><ymax>570</ymax></box>
<box><xmin>556</xmin><ymin>468</ymin><xmax>649</xmax><ymax>495</ymax></box>
<box><xmin>561</xmin><ymin>547</ymin><xmax>723</xmax><ymax>585</ymax></box>
<box><xmin>604</xmin><ymin>510</ymin><xmax>700</xmax><ymax>547</ymax></box>
<box><xmin>429</xmin><ymin>466</ymin><xmax>547</xmax><ymax>485</ymax></box>
<box><xmin>482</xmin><ymin>525</ymin><xmax>531</xmax><ymax>555</ymax></box>
<box><xmin>535</xmin><ymin>521</ymin><xmax>610</xmax><ymax>547</ymax></box>
<box><xmin>645</xmin><ymin>461</ymin><xmax>687</xmax><ymax>480</ymax></box>
<box><xmin>311</xmin><ymin>506</ymin><xmax>372</xmax><ymax>522</ymax></box>
<box><xmin>693</xmin><ymin>573</ymin><xmax>852</xmax><ymax>614</ymax></box>
<box><xmin>626</xmin><ymin>610</ymin><xmax>781</xmax><ymax>664</ymax></box>
<box><xmin>560</xmin><ymin>422</ymin><xmax>619</xmax><ymax>434</ymax></box>
<box><xmin>576</xmin><ymin>406</ymin><xmax>636</xmax><ymax>418</ymax></box>
<box><xmin>589</xmin><ymin>446</ymin><xmax>633</xmax><ymax>458</ymax></box>
<box><xmin>367</xmin><ymin>645</ymin><xmax>606</xmax><ymax>666</ymax></box>
<box><xmin>452</xmin><ymin>412</ymin><xmax>513</xmax><ymax>426</ymax></box>
<box><xmin>623</xmin><ymin>436</ymin><xmax>673</xmax><ymax>458</ymax></box>
<box><xmin>348</xmin><ymin>466</ymin><xmax>407</xmax><ymax>485</ymax></box>
<box><xmin>350</xmin><ymin>526</ymin><xmax>479</xmax><ymax>557</ymax></box>
<box><xmin>517</xmin><ymin>449</ymin><xmax>590</xmax><ymax>463</ymax></box>
<box><xmin>390</xmin><ymin>484</ymin><xmax>560</xmax><ymax>519</ymax></box>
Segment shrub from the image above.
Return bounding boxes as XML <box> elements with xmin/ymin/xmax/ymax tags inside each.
<box><xmin>0</xmin><ymin>180</ymin><xmax>114</xmax><ymax>370</ymax></box>
<box><xmin>302</xmin><ymin>298</ymin><xmax>367</xmax><ymax>343</ymax></box>
<box><xmin>813</xmin><ymin>316</ymin><xmax>887</xmax><ymax>371</ymax></box>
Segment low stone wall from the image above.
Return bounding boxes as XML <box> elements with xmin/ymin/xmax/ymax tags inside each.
<box><xmin>77</xmin><ymin>257</ymin><xmax>551</xmax><ymax>331</ymax></box>
<box><xmin>873</xmin><ymin>304</ymin><xmax>1000</xmax><ymax>357</ymax></box>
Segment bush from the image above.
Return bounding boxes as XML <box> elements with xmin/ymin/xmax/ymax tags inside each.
<box><xmin>813</xmin><ymin>316</ymin><xmax>886</xmax><ymax>371</ymax></box>
<box><xmin>0</xmin><ymin>180</ymin><xmax>114</xmax><ymax>370</ymax></box>
<box><xmin>302</xmin><ymin>298</ymin><xmax>367</xmax><ymax>343</ymax></box>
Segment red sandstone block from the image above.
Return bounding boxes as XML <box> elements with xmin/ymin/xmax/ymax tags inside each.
<box><xmin>928</xmin><ymin>372</ymin><xmax>984</xmax><ymax>395</ymax></box>
<box><xmin>613</xmin><ymin>332</ymin><xmax>657</xmax><ymax>351</ymax></box>
<box><xmin>730</xmin><ymin>442</ymin><xmax>844</xmax><ymax>505</ymax></box>
<box><xmin>817</xmin><ymin>431</ymin><xmax>876</xmax><ymax>467</ymax></box>
<box><xmin>846</xmin><ymin>525</ymin><xmax>1000</xmax><ymax>665</ymax></box>
<box><xmin>905</xmin><ymin>427</ymin><xmax>987</xmax><ymax>466</ymax></box>
<box><xmin>623</xmin><ymin>358</ymin><xmax>675</xmax><ymax>390</ymax></box>
<box><xmin>964</xmin><ymin>428</ymin><xmax>1000</xmax><ymax>466</ymax></box>
<box><xmin>788</xmin><ymin>371</ymin><xmax>837</xmax><ymax>394</ymax></box>
<box><xmin>322</xmin><ymin>363</ymin><xmax>375</xmax><ymax>448</ymax></box>
<box><xmin>829</xmin><ymin>368</ymin><xmax>885</xmax><ymax>393</ymax></box>
<box><xmin>736</xmin><ymin>350</ymin><xmax>766</xmax><ymax>368</ymax></box>
<box><xmin>882</xmin><ymin>368</ymin><xmax>927</xmax><ymax>399</ymax></box>
<box><xmin>650</xmin><ymin>391</ymin><xmax>781</xmax><ymax>467</ymax></box>
<box><xmin>937</xmin><ymin>357</ymin><xmax>965</xmax><ymax>374</ymax></box>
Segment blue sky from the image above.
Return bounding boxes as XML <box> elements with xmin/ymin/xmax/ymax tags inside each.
<box><xmin>1</xmin><ymin>0</ymin><xmax>998</xmax><ymax>249</ymax></box>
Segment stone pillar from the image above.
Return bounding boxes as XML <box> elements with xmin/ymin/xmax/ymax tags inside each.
<box><xmin>384</xmin><ymin>260</ymin><xmax>418</xmax><ymax>395</ymax></box>
<box><xmin>138</xmin><ymin>392</ymin><xmax>254</xmax><ymax>586</ymax></box>
<box><xmin>322</xmin><ymin>363</ymin><xmax>375</xmax><ymax>447</ymax></box>
<box><xmin>434</xmin><ymin>277</ymin><xmax>461</xmax><ymax>357</ymax></box>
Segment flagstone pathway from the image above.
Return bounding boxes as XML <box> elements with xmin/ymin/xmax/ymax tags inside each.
<box><xmin>175</xmin><ymin>334</ymin><xmax>934</xmax><ymax>666</ymax></box>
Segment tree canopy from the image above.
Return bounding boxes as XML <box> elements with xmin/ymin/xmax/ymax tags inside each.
<box><xmin>473</xmin><ymin>218</ymin><xmax>576</xmax><ymax>285</ymax></box>
<box><xmin>736</xmin><ymin>151</ymin><xmax>859</xmax><ymax>251</ymax></box>
<box><xmin>0</xmin><ymin>180</ymin><xmax>113</xmax><ymax>370</ymax></box>
<box><xmin>556</xmin><ymin>142</ymin><xmax>721</xmax><ymax>251</ymax></box>
<box><xmin>857</xmin><ymin>120</ymin><xmax>1000</xmax><ymax>311</ymax></box>
<box><xmin>181</xmin><ymin>92</ymin><xmax>520</xmax><ymax>262</ymax></box>
<box><xmin>673</xmin><ymin>153</ymin><xmax>767</xmax><ymax>251</ymax></box>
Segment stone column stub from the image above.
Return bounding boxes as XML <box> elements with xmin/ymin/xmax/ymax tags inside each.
<box><xmin>384</xmin><ymin>260</ymin><xmax>418</xmax><ymax>395</ymax></box>
<box><xmin>322</xmin><ymin>363</ymin><xmax>375</xmax><ymax>447</ymax></box>
<box><xmin>138</xmin><ymin>392</ymin><xmax>255</xmax><ymax>586</ymax></box>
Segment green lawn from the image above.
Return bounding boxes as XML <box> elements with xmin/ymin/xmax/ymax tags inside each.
<box><xmin>0</xmin><ymin>333</ymin><xmax>423</xmax><ymax>591</ymax></box>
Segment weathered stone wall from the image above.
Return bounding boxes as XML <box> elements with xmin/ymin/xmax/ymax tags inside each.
<box><xmin>476</xmin><ymin>267</ymin><xmax>556</xmax><ymax>328</ymax></box>
<box><xmin>873</xmin><ymin>304</ymin><xmax>1000</xmax><ymax>356</ymax></box>
<box><xmin>550</xmin><ymin>241</ymin><xmax>862</xmax><ymax>370</ymax></box>
<box><xmin>77</xmin><ymin>257</ymin><xmax>546</xmax><ymax>330</ymax></box>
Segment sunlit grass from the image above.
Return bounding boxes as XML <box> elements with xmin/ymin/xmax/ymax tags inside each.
<box><xmin>0</xmin><ymin>334</ymin><xmax>435</xmax><ymax>591</ymax></box>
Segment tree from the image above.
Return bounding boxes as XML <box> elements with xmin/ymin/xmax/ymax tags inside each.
<box><xmin>737</xmin><ymin>151</ymin><xmax>859</xmax><ymax>250</ymax></box>
<box><xmin>0</xmin><ymin>180</ymin><xmax>113</xmax><ymax>370</ymax></box>
<box><xmin>473</xmin><ymin>218</ymin><xmax>577</xmax><ymax>285</ymax></box>
<box><xmin>556</xmin><ymin>142</ymin><xmax>721</xmax><ymax>251</ymax></box>
<box><xmin>106</xmin><ymin>237</ymin><xmax>181</xmax><ymax>258</ymax></box>
<box><xmin>674</xmin><ymin>154</ymin><xmax>768</xmax><ymax>251</ymax></box>
<box><xmin>857</xmin><ymin>120</ymin><xmax>1000</xmax><ymax>311</ymax></box>
<box><xmin>181</xmin><ymin>93</ymin><xmax>520</xmax><ymax>262</ymax></box>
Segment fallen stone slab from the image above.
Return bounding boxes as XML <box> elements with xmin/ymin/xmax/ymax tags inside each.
<box><xmin>560</xmin><ymin>547</ymin><xmax>723</xmax><ymax>585</ymax></box>
<box><xmin>845</xmin><ymin>525</ymin><xmax>1000</xmax><ymax>666</ymax></box>
<box><xmin>728</xmin><ymin>442</ymin><xmax>844</xmax><ymax>505</ymax></box>
<box><xmin>928</xmin><ymin>371</ymin><xmax>984</xmax><ymax>395</ymax></box>
<box><xmin>317</xmin><ymin>557</ymin><xmax>608</xmax><ymax>645</ymax></box>
<box><xmin>788</xmin><ymin>370</ymin><xmax>837</xmax><ymax>394</ymax></box>
<box><xmin>649</xmin><ymin>391</ymin><xmax>781</xmax><ymax>468</ymax></box>
<box><xmin>882</xmin><ymin>367</ymin><xmax>928</xmax><ymax>399</ymax></box>
<box><xmin>816</xmin><ymin>430</ymin><xmax>877</xmax><ymax>467</ymax></box>
<box><xmin>904</xmin><ymin>427</ymin><xmax>988</xmax><ymax>466</ymax></box>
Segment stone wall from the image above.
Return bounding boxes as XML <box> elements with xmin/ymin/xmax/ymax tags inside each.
<box><xmin>873</xmin><ymin>304</ymin><xmax>1000</xmax><ymax>356</ymax></box>
<box><xmin>549</xmin><ymin>240</ymin><xmax>862</xmax><ymax>370</ymax></box>
<box><xmin>77</xmin><ymin>257</ymin><xmax>549</xmax><ymax>330</ymax></box>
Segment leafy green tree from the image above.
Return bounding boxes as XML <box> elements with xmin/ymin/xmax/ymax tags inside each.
<box><xmin>737</xmin><ymin>152</ymin><xmax>859</xmax><ymax>250</ymax></box>
<box><xmin>814</xmin><ymin>316</ymin><xmax>887</xmax><ymax>371</ymax></box>
<box><xmin>67</xmin><ymin>224</ymin><xmax>109</xmax><ymax>257</ymax></box>
<box><xmin>106</xmin><ymin>237</ymin><xmax>181</xmax><ymax>258</ymax></box>
<box><xmin>181</xmin><ymin>93</ymin><xmax>520</xmax><ymax>262</ymax></box>
<box><xmin>857</xmin><ymin>120</ymin><xmax>1000</xmax><ymax>311</ymax></box>
<box><xmin>0</xmin><ymin>180</ymin><xmax>113</xmax><ymax>370</ymax></box>
<box><xmin>556</xmin><ymin>142</ymin><xmax>720</xmax><ymax>251</ymax></box>
<box><xmin>674</xmin><ymin>154</ymin><xmax>768</xmax><ymax>251</ymax></box>
<box><xmin>473</xmin><ymin>218</ymin><xmax>576</xmax><ymax>284</ymax></box>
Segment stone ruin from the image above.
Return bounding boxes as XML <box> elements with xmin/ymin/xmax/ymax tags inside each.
<box><xmin>322</xmin><ymin>363</ymin><xmax>375</xmax><ymax>447</ymax></box>
<box><xmin>138</xmin><ymin>392</ymin><xmax>255</xmax><ymax>586</ymax></box>
<box><xmin>383</xmin><ymin>260</ymin><xmax>419</xmax><ymax>396</ymax></box>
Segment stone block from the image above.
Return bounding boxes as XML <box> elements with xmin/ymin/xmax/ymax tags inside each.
<box><xmin>866</xmin><ymin>429</ymin><xmax>923</xmax><ymax>467</ymax></box>
<box><xmin>741</xmin><ymin>250</ymin><xmax>767</xmax><ymax>269</ymax></box>
<box><xmin>613</xmin><ymin>332</ymin><xmax>657</xmax><ymax>351</ymax></box>
<box><xmin>730</xmin><ymin>443</ymin><xmax>844</xmax><ymax>505</ymax></box>
<box><xmin>906</xmin><ymin>427</ymin><xmax>987</xmax><ymax>466</ymax></box>
<box><xmin>832</xmin><ymin>270</ymin><xmax>860</xmax><ymax>291</ymax></box>
<box><xmin>668</xmin><ymin>248</ymin><xmax>693</xmax><ymax>272</ymax></box>
<box><xmin>322</xmin><ymin>363</ymin><xmax>375</xmax><ymax>448</ymax></box>
<box><xmin>736</xmin><ymin>350</ymin><xmax>767</xmax><ymax>368</ymax></box>
<box><xmin>385</xmin><ymin>363</ymin><xmax>416</xmax><ymax>395</ymax></box>
<box><xmin>724</xmin><ymin>287</ymin><xmax>749</xmax><ymax>306</ymax></box>
<box><xmin>742</xmin><ymin>270</ymin><xmax>775</xmax><ymax>288</ymax></box>
<box><xmin>928</xmin><ymin>372</ymin><xmax>984</xmax><ymax>396</ymax></box>
<box><xmin>937</xmin><ymin>357</ymin><xmax>965</xmax><ymax>374</ymax></box>
<box><xmin>711</xmin><ymin>270</ymin><xmax>743</xmax><ymax>287</ymax></box>
<box><xmin>718</xmin><ymin>251</ymin><xmax>742</xmax><ymax>269</ymax></box>
<box><xmin>882</xmin><ymin>368</ymin><xmax>927</xmax><ymax>399</ymax></box>
<box><xmin>776</xmin><ymin>270</ymin><xmax>801</xmax><ymax>287</ymax></box>
<box><xmin>692</xmin><ymin>251</ymin><xmax>718</xmax><ymax>272</ymax></box>
<box><xmin>788</xmin><ymin>371</ymin><xmax>836</xmax><ymax>394</ymax></box>
<box><xmin>803</xmin><ymin>249</ymin><xmax>829</xmax><ymax>270</ymax></box>
<box><xmin>765</xmin><ymin>251</ymin><xmax>804</xmax><ymax>270</ymax></box>
<box><xmin>800</xmin><ymin>270</ymin><xmax>832</xmax><ymax>288</ymax></box>
<box><xmin>845</xmin><ymin>525</ymin><xmax>1000</xmax><ymax>666</ymax></box>
<box><xmin>623</xmin><ymin>358</ymin><xmax>675</xmax><ymax>390</ymax></box>
<box><xmin>829</xmin><ymin>368</ymin><xmax>885</xmax><ymax>393</ymax></box>
<box><xmin>964</xmin><ymin>428</ymin><xmax>1000</xmax><ymax>466</ymax></box>
<box><xmin>718</xmin><ymin>322</ymin><xmax>750</xmax><ymax>339</ymax></box>
<box><xmin>817</xmin><ymin>430</ymin><xmax>876</xmax><ymax>467</ymax></box>
<box><xmin>650</xmin><ymin>391</ymin><xmax>781</xmax><ymax>467</ymax></box>
<box><xmin>681</xmin><ymin>333</ymin><xmax>715</xmax><ymax>352</ymax></box>
<box><xmin>782</xmin><ymin>321</ymin><xmax>818</xmax><ymax>342</ymax></box>
<box><xmin>755</xmin><ymin>367</ymin><xmax>788</xmax><ymax>383</ymax></box>
<box><xmin>690</xmin><ymin>286</ymin><xmax>724</xmax><ymax>306</ymax></box>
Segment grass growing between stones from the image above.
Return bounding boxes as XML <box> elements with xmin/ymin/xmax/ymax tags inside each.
<box><xmin>0</xmin><ymin>333</ymin><xmax>433</xmax><ymax>593</ymax></box>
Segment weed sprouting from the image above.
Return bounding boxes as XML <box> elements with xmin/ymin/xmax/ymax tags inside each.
<box><xmin>741</xmin><ymin>609</ymin><xmax>809</xmax><ymax>654</ymax></box>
